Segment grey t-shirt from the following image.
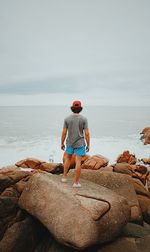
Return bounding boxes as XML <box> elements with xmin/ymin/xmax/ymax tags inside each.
<box><xmin>63</xmin><ymin>114</ymin><xmax>88</xmax><ymax>148</ymax></box>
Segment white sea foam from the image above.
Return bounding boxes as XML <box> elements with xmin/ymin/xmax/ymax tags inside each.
<box><xmin>0</xmin><ymin>134</ymin><xmax>149</xmax><ymax>168</ymax></box>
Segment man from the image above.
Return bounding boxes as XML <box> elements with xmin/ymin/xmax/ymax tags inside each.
<box><xmin>61</xmin><ymin>100</ymin><xmax>90</xmax><ymax>188</ymax></box>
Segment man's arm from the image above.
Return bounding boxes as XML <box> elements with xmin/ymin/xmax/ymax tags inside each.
<box><xmin>84</xmin><ymin>128</ymin><xmax>90</xmax><ymax>152</ymax></box>
<box><xmin>61</xmin><ymin>128</ymin><xmax>67</xmax><ymax>150</ymax></box>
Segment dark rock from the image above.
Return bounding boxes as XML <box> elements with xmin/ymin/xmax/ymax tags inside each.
<box><xmin>0</xmin><ymin>216</ymin><xmax>40</xmax><ymax>252</ymax></box>
<box><xmin>0</xmin><ymin>196</ymin><xmax>18</xmax><ymax>218</ymax></box>
<box><xmin>137</xmin><ymin>195</ymin><xmax>150</xmax><ymax>224</ymax></box>
<box><xmin>122</xmin><ymin>223</ymin><xmax>150</xmax><ymax>238</ymax></box>
<box><xmin>0</xmin><ymin>174</ymin><xmax>14</xmax><ymax>193</ymax></box>
<box><xmin>96</xmin><ymin>237</ymin><xmax>137</xmax><ymax>252</ymax></box>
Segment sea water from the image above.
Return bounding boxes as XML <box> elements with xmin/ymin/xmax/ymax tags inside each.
<box><xmin>0</xmin><ymin>106</ymin><xmax>149</xmax><ymax>167</ymax></box>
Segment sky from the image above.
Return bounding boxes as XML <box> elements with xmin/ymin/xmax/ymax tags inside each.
<box><xmin>0</xmin><ymin>0</ymin><xmax>150</xmax><ymax>106</ymax></box>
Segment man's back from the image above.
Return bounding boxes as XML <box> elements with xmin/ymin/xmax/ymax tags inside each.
<box><xmin>63</xmin><ymin>114</ymin><xmax>88</xmax><ymax>148</ymax></box>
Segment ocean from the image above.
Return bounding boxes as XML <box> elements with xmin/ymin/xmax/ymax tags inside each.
<box><xmin>0</xmin><ymin>106</ymin><xmax>149</xmax><ymax>167</ymax></box>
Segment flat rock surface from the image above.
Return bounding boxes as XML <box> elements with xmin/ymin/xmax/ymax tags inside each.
<box><xmin>19</xmin><ymin>172</ymin><xmax>130</xmax><ymax>250</ymax></box>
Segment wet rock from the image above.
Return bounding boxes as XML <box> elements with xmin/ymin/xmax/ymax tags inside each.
<box><xmin>19</xmin><ymin>172</ymin><xmax>130</xmax><ymax>250</ymax></box>
<box><xmin>81</xmin><ymin>155</ymin><xmax>109</xmax><ymax>170</ymax></box>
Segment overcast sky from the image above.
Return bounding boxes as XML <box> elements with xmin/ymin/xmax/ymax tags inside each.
<box><xmin>0</xmin><ymin>0</ymin><xmax>150</xmax><ymax>106</ymax></box>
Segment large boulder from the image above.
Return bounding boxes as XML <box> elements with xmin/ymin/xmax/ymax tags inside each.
<box><xmin>81</xmin><ymin>155</ymin><xmax>109</xmax><ymax>170</ymax></box>
<box><xmin>68</xmin><ymin>170</ymin><xmax>142</xmax><ymax>224</ymax></box>
<box><xmin>19</xmin><ymin>172</ymin><xmax>130</xmax><ymax>250</ymax></box>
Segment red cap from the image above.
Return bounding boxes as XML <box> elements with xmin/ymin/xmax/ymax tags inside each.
<box><xmin>72</xmin><ymin>100</ymin><xmax>82</xmax><ymax>107</ymax></box>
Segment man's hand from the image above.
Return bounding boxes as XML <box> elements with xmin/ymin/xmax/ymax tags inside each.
<box><xmin>61</xmin><ymin>144</ymin><xmax>65</xmax><ymax>151</ymax></box>
<box><xmin>61</xmin><ymin>128</ymin><xmax>67</xmax><ymax>151</ymax></box>
<box><xmin>86</xmin><ymin>146</ymin><xmax>90</xmax><ymax>152</ymax></box>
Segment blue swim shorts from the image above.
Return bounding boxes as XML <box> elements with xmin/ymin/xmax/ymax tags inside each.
<box><xmin>66</xmin><ymin>145</ymin><xmax>86</xmax><ymax>156</ymax></box>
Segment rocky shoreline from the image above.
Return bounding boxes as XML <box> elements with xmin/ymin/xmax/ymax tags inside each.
<box><xmin>0</xmin><ymin>128</ymin><xmax>150</xmax><ymax>252</ymax></box>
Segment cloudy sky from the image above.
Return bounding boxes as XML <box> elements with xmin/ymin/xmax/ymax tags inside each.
<box><xmin>0</xmin><ymin>0</ymin><xmax>150</xmax><ymax>106</ymax></box>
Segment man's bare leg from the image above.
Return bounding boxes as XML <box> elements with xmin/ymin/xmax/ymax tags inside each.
<box><xmin>63</xmin><ymin>153</ymin><xmax>72</xmax><ymax>179</ymax></box>
<box><xmin>74</xmin><ymin>155</ymin><xmax>82</xmax><ymax>184</ymax></box>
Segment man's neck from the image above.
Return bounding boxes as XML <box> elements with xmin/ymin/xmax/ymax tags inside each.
<box><xmin>73</xmin><ymin>113</ymin><xmax>80</xmax><ymax>116</ymax></box>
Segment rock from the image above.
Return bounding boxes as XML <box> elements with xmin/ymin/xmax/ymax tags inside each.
<box><xmin>0</xmin><ymin>166</ymin><xmax>20</xmax><ymax>173</ymax></box>
<box><xmin>63</xmin><ymin>153</ymin><xmax>90</xmax><ymax>169</ymax></box>
<box><xmin>136</xmin><ymin>234</ymin><xmax>150</xmax><ymax>252</ymax></box>
<box><xmin>96</xmin><ymin>235</ymin><xmax>150</xmax><ymax>252</ymax></box>
<box><xmin>15</xmin><ymin>158</ymin><xmax>42</xmax><ymax>168</ymax></box>
<box><xmin>68</xmin><ymin>170</ymin><xmax>142</xmax><ymax>224</ymax></box>
<box><xmin>113</xmin><ymin>163</ymin><xmax>134</xmax><ymax>175</ymax></box>
<box><xmin>140</xmin><ymin>127</ymin><xmax>150</xmax><ymax>145</ymax></box>
<box><xmin>116</xmin><ymin>151</ymin><xmax>137</xmax><ymax>165</ymax></box>
<box><xmin>0</xmin><ymin>216</ymin><xmax>40</xmax><ymax>252</ymax></box>
<box><xmin>8</xmin><ymin>170</ymin><xmax>31</xmax><ymax>183</ymax></box>
<box><xmin>141</xmin><ymin>158</ymin><xmax>150</xmax><ymax>165</ymax></box>
<box><xmin>15</xmin><ymin>178</ymin><xmax>29</xmax><ymax>194</ymax></box>
<box><xmin>147</xmin><ymin>173</ymin><xmax>150</xmax><ymax>192</ymax></box>
<box><xmin>132</xmin><ymin>168</ymin><xmax>149</xmax><ymax>185</ymax></box>
<box><xmin>131</xmin><ymin>178</ymin><xmax>150</xmax><ymax>197</ymax></box>
<box><xmin>0</xmin><ymin>195</ymin><xmax>19</xmax><ymax>239</ymax></box>
<box><xmin>98</xmin><ymin>166</ymin><xmax>114</xmax><ymax>172</ymax></box>
<box><xmin>15</xmin><ymin>158</ymin><xmax>63</xmax><ymax>174</ymax></box>
<box><xmin>81</xmin><ymin>155</ymin><xmax>109</xmax><ymax>170</ymax></box>
<box><xmin>122</xmin><ymin>223</ymin><xmax>150</xmax><ymax>238</ymax></box>
<box><xmin>141</xmin><ymin>127</ymin><xmax>150</xmax><ymax>135</ymax></box>
<box><xmin>1</xmin><ymin>186</ymin><xmax>20</xmax><ymax>198</ymax></box>
<box><xmin>97</xmin><ymin>237</ymin><xmax>137</xmax><ymax>252</ymax></box>
<box><xmin>135</xmin><ymin>165</ymin><xmax>148</xmax><ymax>174</ymax></box>
<box><xmin>137</xmin><ymin>195</ymin><xmax>150</xmax><ymax>224</ymax></box>
<box><xmin>113</xmin><ymin>163</ymin><xmax>148</xmax><ymax>185</ymax></box>
<box><xmin>19</xmin><ymin>172</ymin><xmax>130</xmax><ymax>250</ymax></box>
<box><xmin>0</xmin><ymin>196</ymin><xmax>18</xmax><ymax>219</ymax></box>
<box><xmin>0</xmin><ymin>174</ymin><xmax>14</xmax><ymax>193</ymax></box>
